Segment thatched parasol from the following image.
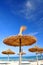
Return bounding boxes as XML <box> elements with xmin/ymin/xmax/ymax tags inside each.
<box><xmin>29</xmin><ymin>46</ymin><xmax>39</xmax><ymax>52</ymax></box>
<box><xmin>28</xmin><ymin>46</ymin><xmax>40</xmax><ymax>65</ymax></box>
<box><xmin>18</xmin><ymin>52</ymin><xmax>26</xmax><ymax>55</ymax></box>
<box><xmin>3</xmin><ymin>26</ymin><xmax>37</xmax><ymax>65</ymax></box>
<box><xmin>2</xmin><ymin>49</ymin><xmax>15</xmax><ymax>61</ymax></box>
<box><xmin>38</xmin><ymin>48</ymin><xmax>43</xmax><ymax>60</ymax></box>
<box><xmin>28</xmin><ymin>46</ymin><xmax>43</xmax><ymax>65</ymax></box>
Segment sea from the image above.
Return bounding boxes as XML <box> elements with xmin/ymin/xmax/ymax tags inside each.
<box><xmin>0</xmin><ymin>56</ymin><xmax>43</xmax><ymax>61</ymax></box>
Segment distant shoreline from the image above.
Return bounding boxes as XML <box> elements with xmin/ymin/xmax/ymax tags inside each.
<box><xmin>0</xmin><ymin>56</ymin><xmax>43</xmax><ymax>61</ymax></box>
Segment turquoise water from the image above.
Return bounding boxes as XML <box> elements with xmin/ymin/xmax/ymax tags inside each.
<box><xmin>0</xmin><ymin>56</ymin><xmax>43</xmax><ymax>61</ymax></box>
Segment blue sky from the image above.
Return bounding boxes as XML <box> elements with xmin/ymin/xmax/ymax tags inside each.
<box><xmin>0</xmin><ymin>0</ymin><xmax>43</xmax><ymax>57</ymax></box>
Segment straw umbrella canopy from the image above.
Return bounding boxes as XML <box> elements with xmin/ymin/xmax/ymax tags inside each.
<box><xmin>29</xmin><ymin>46</ymin><xmax>39</xmax><ymax>52</ymax></box>
<box><xmin>18</xmin><ymin>52</ymin><xmax>26</xmax><ymax>55</ymax></box>
<box><xmin>29</xmin><ymin>47</ymin><xmax>43</xmax><ymax>53</ymax></box>
<box><xmin>37</xmin><ymin>48</ymin><xmax>43</xmax><ymax>60</ymax></box>
<box><xmin>28</xmin><ymin>46</ymin><xmax>40</xmax><ymax>65</ymax></box>
<box><xmin>3</xmin><ymin>26</ymin><xmax>37</xmax><ymax>65</ymax></box>
<box><xmin>2</xmin><ymin>49</ymin><xmax>15</xmax><ymax>61</ymax></box>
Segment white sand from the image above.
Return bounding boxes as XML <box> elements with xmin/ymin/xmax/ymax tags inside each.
<box><xmin>0</xmin><ymin>60</ymin><xmax>43</xmax><ymax>65</ymax></box>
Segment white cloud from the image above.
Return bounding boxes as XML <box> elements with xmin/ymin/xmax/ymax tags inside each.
<box><xmin>18</xmin><ymin>0</ymin><xmax>36</xmax><ymax>19</ymax></box>
<box><xmin>24</xmin><ymin>10</ymin><xmax>43</xmax><ymax>20</ymax></box>
<box><xmin>25</xmin><ymin>1</ymin><xmax>33</xmax><ymax>9</ymax></box>
<box><xmin>28</xmin><ymin>32</ymin><xmax>39</xmax><ymax>35</ymax></box>
<box><xmin>8</xmin><ymin>0</ymin><xmax>42</xmax><ymax>21</ymax></box>
<box><xmin>19</xmin><ymin>0</ymin><xmax>43</xmax><ymax>20</ymax></box>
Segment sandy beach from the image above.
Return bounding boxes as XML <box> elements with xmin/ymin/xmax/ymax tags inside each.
<box><xmin>0</xmin><ymin>60</ymin><xmax>43</xmax><ymax>65</ymax></box>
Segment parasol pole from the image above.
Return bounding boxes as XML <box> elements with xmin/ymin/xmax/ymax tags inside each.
<box><xmin>19</xmin><ymin>38</ymin><xmax>21</xmax><ymax>65</ymax></box>
<box><xmin>41</xmin><ymin>53</ymin><xmax>42</xmax><ymax>60</ymax></box>
<box><xmin>36</xmin><ymin>52</ymin><xmax>38</xmax><ymax>65</ymax></box>
<box><xmin>40</xmin><ymin>53</ymin><xmax>42</xmax><ymax>60</ymax></box>
<box><xmin>8</xmin><ymin>54</ymin><xmax>9</xmax><ymax>61</ymax></box>
<box><xmin>19</xmin><ymin>52</ymin><xmax>21</xmax><ymax>65</ymax></box>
